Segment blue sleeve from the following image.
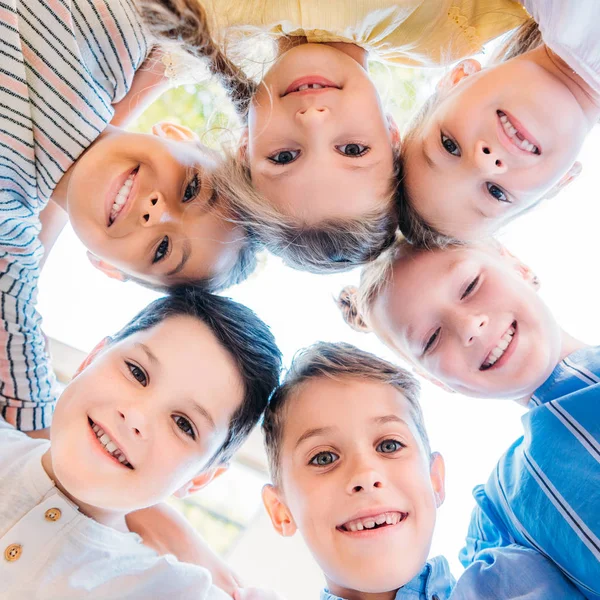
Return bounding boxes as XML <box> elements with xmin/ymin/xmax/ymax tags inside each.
<box><xmin>451</xmin><ymin>546</ymin><xmax>585</xmax><ymax>600</ymax></box>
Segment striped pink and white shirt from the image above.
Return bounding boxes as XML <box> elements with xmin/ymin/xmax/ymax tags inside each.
<box><xmin>0</xmin><ymin>0</ymin><xmax>149</xmax><ymax>430</ymax></box>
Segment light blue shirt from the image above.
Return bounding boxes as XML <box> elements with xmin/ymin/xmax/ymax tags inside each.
<box><xmin>460</xmin><ymin>346</ymin><xmax>600</xmax><ymax>599</ymax></box>
<box><xmin>321</xmin><ymin>556</ymin><xmax>455</xmax><ymax>600</ymax></box>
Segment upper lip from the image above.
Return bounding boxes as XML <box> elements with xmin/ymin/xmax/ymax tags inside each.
<box><xmin>106</xmin><ymin>167</ymin><xmax>139</xmax><ymax>227</ymax></box>
<box><xmin>282</xmin><ymin>76</ymin><xmax>340</xmax><ymax>97</ymax></box>
<box><xmin>90</xmin><ymin>417</ymin><xmax>133</xmax><ymax>468</ymax></box>
<box><xmin>479</xmin><ymin>321</ymin><xmax>516</xmax><ymax>370</ymax></box>
<box><xmin>496</xmin><ymin>110</ymin><xmax>542</xmax><ymax>158</ymax></box>
<box><xmin>337</xmin><ymin>507</ymin><xmax>408</xmax><ymax>529</ymax></box>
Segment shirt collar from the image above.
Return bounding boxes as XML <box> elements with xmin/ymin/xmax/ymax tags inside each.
<box><xmin>530</xmin><ymin>345</ymin><xmax>600</xmax><ymax>407</ymax></box>
<box><xmin>320</xmin><ymin>556</ymin><xmax>455</xmax><ymax>600</ymax></box>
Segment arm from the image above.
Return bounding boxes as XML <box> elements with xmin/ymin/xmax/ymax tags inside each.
<box><xmin>126</xmin><ymin>503</ymin><xmax>242</xmax><ymax>597</ymax></box>
<box><xmin>451</xmin><ymin>545</ymin><xmax>585</xmax><ymax>599</ymax></box>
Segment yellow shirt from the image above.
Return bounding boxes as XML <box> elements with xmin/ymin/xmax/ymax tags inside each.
<box><xmin>202</xmin><ymin>0</ymin><xmax>528</xmax><ymax>67</ymax></box>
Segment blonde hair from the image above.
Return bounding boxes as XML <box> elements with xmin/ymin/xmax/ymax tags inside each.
<box><xmin>397</xmin><ymin>18</ymin><xmax>543</xmax><ymax>247</ymax></box>
<box><xmin>263</xmin><ymin>341</ymin><xmax>427</xmax><ymax>485</ymax></box>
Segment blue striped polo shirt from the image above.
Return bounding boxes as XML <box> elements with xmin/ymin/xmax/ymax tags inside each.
<box><xmin>460</xmin><ymin>346</ymin><xmax>600</xmax><ymax>599</ymax></box>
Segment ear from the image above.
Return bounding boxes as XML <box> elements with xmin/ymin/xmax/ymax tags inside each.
<box><xmin>237</xmin><ymin>128</ymin><xmax>249</xmax><ymax>163</ymax></box>
<box><xmin>436</xmin><ymin>59</ymin><xmax>482</xmax><ymax>92</ymax></box>
<box><xmin>74</xmin><ymin>337</ymin><xmax>112</xmax><ymax>377</ymax></box>
<box><xmin>429</xmin><ymin>452</ymin><xmax>446</xmax><ymax>507</ymax></box>
<box><xmin>386</xmin><ymin>114</ymin><xmax>401</xmax><ymax>148</ymax></box>
<box><xmin>496</xmin><ymin>245</ymin><xmax>540</xmax><ymax>291</ymax></box>
<box><xmin>415</xmin><ymin>367</ymin><xmax>456</xmax><ymax>395</ymax></box>
<box><xmin>262</xmin><ymin>484</ymin><xmax>297</xmax><ymax>538</ymax></box>
<box><xmin>542</xmin><ymin>161</ymin><xmax>582</xmax><ymax>200</ymax></box>
<box><xmin>87</xmin><ymin>251</ymin><xmax>129</xmax><ymax>282</ymax></box>
<box><xmin>173</xmin><ymin>464</ymin><xmax>229</xmax><ymax>499</ymax></box>
<box><xmin>151</xmin><ymin>121</ymin><xmax>199</xmax><ymax>142</ymax></box>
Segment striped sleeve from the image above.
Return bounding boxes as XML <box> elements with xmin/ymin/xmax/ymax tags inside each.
<box><xmin>0</xmin><ymin>0</ymin><xmax>149</xmax><ymax>430</ymax></box>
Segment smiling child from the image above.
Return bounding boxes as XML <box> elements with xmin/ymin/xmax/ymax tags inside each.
<box><xmin>338</xmin><ymin>241</ymin><xmax>600</xmax><ymax>596</ymax></box>
<box><xmin>0</xmin><ymin>286</ymin><xmax>282</xmax><ymax>597</ymax></box>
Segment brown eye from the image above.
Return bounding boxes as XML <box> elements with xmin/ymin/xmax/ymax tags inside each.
<box><xmin>183</xmin><ymin>174</ymin><xmax>200</xmax><ymax>203</ymax></box>
<box><xmin>126</xmin><ymin>362</ymin><xmax>147</xmax><ymax>386</ymax></box>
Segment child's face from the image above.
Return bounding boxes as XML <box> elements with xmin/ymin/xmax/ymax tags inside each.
<box><xmin>265</xmin><ymin>378</ymin><xmax>443</xmax><ymax>596</ymax></box>
<box><xmin>49</xmin><ymin>315</ymin><xmax>243</xmax><ymax>511</ymax></box>
<box><xmin>66</xmin><ymin>126</ymin><xmax>244</xmax><ymax>286</ymax></box>
<box><xmin>246</xmin><ymin>44</ymin><xmax>397</xmax><ymax>225</ymax></box>
<box><xmin>371</xmin><ymin>246</ymin><xmax>562</xmax><ymax>400</ymax></box>
<box><xmin>403</xmin><ymin>58</ymin><xmax>588</xmax><ymax>240</ymax></box>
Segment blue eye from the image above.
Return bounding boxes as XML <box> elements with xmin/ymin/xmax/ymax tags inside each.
<box><xmin>173</xmin><ymin>415</ymin><xmax>196</xmax><ymax>440</ymax></box>
<box><xmin>268</xmin><ymin>149</ymin><xmax>300</xmax><ymax>165</ymax></box>
<box><xmin>441</xmin><ymin>133</ymin><xmax>460</xmax><ymax>156</ymax></box>
<box><xmin>183</xmin><ymin>174</ymin><xmax>200</xmax><ymax>203</ymax></box>
<box><xmin>336</xmin><ymin>143</ymin><xmax>369</xmax><ymax>157</ymax></box>
<box><xmin>126</xmin><ymin>362</ymin><xmax>147</xmax><ymax>386</ymax></box>
<box><xmin>153</xmin><ymin>236</ymin><xmax>169</xmax><ymax>263</ymax></box>
<box><xmin>310</xmin><ymin>451</ymin><xmax>339</xmax><ymax>466</ymax></box>
<box><xmin>376</xmin><ymin>439</ymin><xmax>404</xmax><ymax>454</ymax></box>
<box><xmin>487</xmin><ymin>183</ymin><xmax>509</xmax><ymax>203</ymax></box>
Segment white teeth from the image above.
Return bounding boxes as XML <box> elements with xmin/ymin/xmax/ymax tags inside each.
<box><xmin>482</xmin><ymin>326</ymin><xmax>515</xmax><ymax>369</ymax></box>
<box><xmin>341</xmin><ymin>512</ymin><xmax>405</xmax><ymax>532</ymax></box>
<box><xmin>109</xmin><ymin>172</ymin><xmax>136</xmax><ymax>224</ymax></box>
<box><xmin>106</xmin><ymin>441</ymin><xmax>118</xmax><ymax>453</ymax></box>
<box><xmin>298</xmin><ymin>84</ymin><xmax>309</xmax><ymax>91</ymax></box>
<box><xmin>296</xmin><ymin>83</ymin><xmax>325</xmax><ymax>92</ymax></box>
<box><xmin>499</xmin><ymin>113</ymin><xmax>538</xmax><ymax>154</ymax></box>
<box><xmin>91</xmin><ymin>422</ymin><xmax>131</xmax><ymax>467</ymax></box>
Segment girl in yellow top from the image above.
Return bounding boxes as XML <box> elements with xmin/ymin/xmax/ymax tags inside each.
<box><xmin>142</xmin><ymin>0</ymin><xmax>527</xmax><ymax>273</ymax></box>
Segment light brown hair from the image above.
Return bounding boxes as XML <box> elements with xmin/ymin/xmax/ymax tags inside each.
<box><xmin>263</xmin><ymin>341</ymin><xmax>428</xmax><ymax>486</ymax></box>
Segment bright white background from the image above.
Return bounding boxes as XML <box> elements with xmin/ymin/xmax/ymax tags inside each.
<box><xmin>37</xmin><ymin>64</ymin><xmax>600</xmax><ymax>596</ymax></box>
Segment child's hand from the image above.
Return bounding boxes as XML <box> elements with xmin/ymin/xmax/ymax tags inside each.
<box><xmin>126</xmin><ymin>503</ymin><xmax>242</xmax><ymax>596</ymax></box>
<box><xmin>233</xmin><ymin>587</ymin><xmax>286</xmax><ymax>600</ymax></box>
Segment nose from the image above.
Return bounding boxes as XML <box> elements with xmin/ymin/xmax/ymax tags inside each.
<box><xmin>346</xmin><ymin>457</ymin><xmax>384</xmax><ymax>495</ymax></box>
<box><xmin>457</xmin><ymin>312</ymin><xmax>489</xmax><ymax>346</ymax></box>
<box><xmin>117</xmin><ymin>406</ymin><xmax>147</xmax><ymax>439</ymax></box>
<box><xmin>295</xmin><ymin>105</ymin><xmax>329</xmax><ymax>128</ymax></box>
<box><xmin>140</xmin><ymin>193</ymin><xmax>174</xmax><ymax>227</ymax></box>
<box><xmin>473</xmin><ymin>140</ymin><xmax>507</xmax><ymax>175</ymax></box>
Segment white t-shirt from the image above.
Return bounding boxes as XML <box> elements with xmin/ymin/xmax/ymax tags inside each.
<box><xmin>523</xmin><ymin>0</ymin><xmax>600</xmax><ymax>94</ymax></box>
<box><xmin>0</xmin><ymin>418</ymin><xmax>231</xmax><ymax>600</ymax></box>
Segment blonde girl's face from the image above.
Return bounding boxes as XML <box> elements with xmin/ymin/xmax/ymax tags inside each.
<box><xmin>371</xmin><ymin>245</ymin><xmax>562</xmax><ymax>401</ymax></box>
<box><xmin>245</xmin><ymin>44</ymin><xmax>397</xmax><ymax>225</ymax></box>
<box><xmin>402</xmin><ymin>58</ymin><xmax>588</xmax><ymax>241</ymax></box>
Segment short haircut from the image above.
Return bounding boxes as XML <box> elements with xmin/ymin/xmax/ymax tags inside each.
<box><xmin>111</xmin><ymin>284</ymin><xmax>282</xmax><ymax>466</ymax></box>
<box><xmin>263</xmin><ymin>342</ymin><xmax>429</xmax><ymax>485</ymax></box>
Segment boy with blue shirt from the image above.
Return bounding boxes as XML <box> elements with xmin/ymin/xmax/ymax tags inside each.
<box><xmin>347</xmin><ymin>241</ymin><xmax>600</xmax><ymax>598</ymax></box>
<box><xmin>260</xmin><ymin>342</ymin><xmax>581</xmax><ymax>600</ymax></box>
<box><xmin>0</xmin><ymin>286</ymin><xmax>282</xmax><ymax>598</ymax></box>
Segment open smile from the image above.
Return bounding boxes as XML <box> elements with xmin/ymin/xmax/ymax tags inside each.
<box><xmin>497</xmin><ymin>110</ymin><xmax>541</xmax><ymax>156</ymax></box>
<box><xmin>107</xmin><ymin>166</ymin><xmax>139</xmax><ymax>227</ymax></box>
<box><xmin>88</xmin><ymin>417</ymin><xmax>133</xmax><ymax>469</ymax></box>
<box><xmin>282</xmin><ymin>76</ymin><xmax>340</xmax><ymax>97</ymax></box>
<box><xmin>480</xmin><ymin>321</ymin><xmax>518</xmax><ymax>371</ymax></box>
<box><xmin>337</xmin><ymin>510</ymin><xmax>408</xmax><ymax>536</ymax></box>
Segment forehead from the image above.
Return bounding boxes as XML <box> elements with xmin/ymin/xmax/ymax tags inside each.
<box><xmin>283</xmin><ymin>377</ymin><xmax>415</xmax><ymax>442</ymax></box>
<box><xmin>113</xmin><ymin>315</ymin><xmax>243</xmax><ymax>408</ymax></box>
<box><xmin>161</xmin><ymin>138</ymin><xmax>222</xmax><ymax>173</ymax></box>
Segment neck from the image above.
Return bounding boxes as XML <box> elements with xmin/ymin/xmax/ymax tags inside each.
<box><xmin>41</xmin><ymin>449</ymin><xmax>129</xmax><ymax>532</ymax></box>
<box><xmin>526</xmin><ymin>45</ymin><xmax>600</xmax><ymax>125</ymax></box>
<box><xmin>515</xmin><ymin>328</ymin><xmax>588</xmax><ymax>407</ymax></box>
<box><xmin>276</xmin><ymin>37</ymin><xmax>368</xmax><ymax>69</ymax></box>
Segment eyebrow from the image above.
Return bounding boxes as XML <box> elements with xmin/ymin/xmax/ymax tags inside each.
<box><xmin>373</xmin><ymin>415</ymin><xmax>409</xmax><ymax>427</ymax></box>
<box><xmin>136</xmin><ymin>343</ymin><xmax>159</xmax><ymax>365</ymax></box>
<box><xmin>295</xmin><ymin>426</ymin><xmax>334</xmax><ymax>449</ymax></box>
<box><xmin>166</xmin><ymin>239</ymin><xmax>192</xmax><ymax>277</ymax></box>
<box><xmin>189</xmin><ymin>401</ymin><xmax>216</xmax><ymax>431</ymax></box>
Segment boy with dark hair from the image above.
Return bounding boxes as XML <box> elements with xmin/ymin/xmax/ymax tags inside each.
<box><xmin>0</xmin><ymin>285</ymin><xmax>282</xmax><ymax>598</ymax></box>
